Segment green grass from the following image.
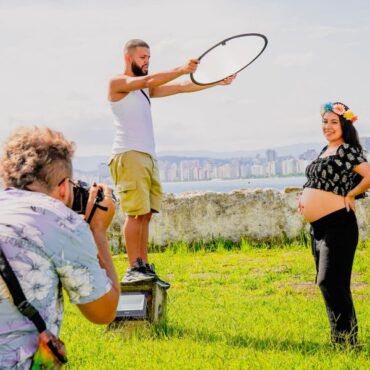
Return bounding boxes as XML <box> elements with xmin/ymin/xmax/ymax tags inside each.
<box><xmin>61</xmin><ymin>244</ymin><xmax>370</xmax><ymax>369</ymax></box>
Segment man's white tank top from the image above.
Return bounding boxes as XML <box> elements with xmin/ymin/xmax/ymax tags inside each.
<box><xmin>110</xmin><ymin>88</ymin><xmax>156</xmax><ymax>157</ymax></box>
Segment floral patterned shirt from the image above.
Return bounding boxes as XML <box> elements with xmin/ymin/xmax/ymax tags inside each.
<box><xmin>0</xmin><ymin>188</ymin><xmax>112</xmax><ymax>369</ymax></box>
<box><xmin>303</xmin><ymin>143</ymin><xmax>367</xmax><ymax>196</ymax></box>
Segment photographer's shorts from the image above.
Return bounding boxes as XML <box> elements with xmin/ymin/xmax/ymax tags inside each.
<box><xmin>109</xmin><ymin>150</ymin><xmax>162</xmax><ymax>216</ymax></box>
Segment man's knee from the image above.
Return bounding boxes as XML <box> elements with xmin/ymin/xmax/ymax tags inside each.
<box><xmin>125</xmin><ymin>212</ymin><xmax>152</xmax><ymax>223</ymax></box>
<box><xmin>144</xmin><ymin>212</ymin><xmax>152</xmax><ymax>222</ymax></box>
<box><xmin>136</xmin><ymin>212</ymin><xmax>152</xmax><ymax>224</ymax></box>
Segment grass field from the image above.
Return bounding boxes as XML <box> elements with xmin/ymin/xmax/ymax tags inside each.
<box><xmin>61</xmin><ymin>242</ymin><xmax>370</xmax><ymax>369</ymax></box>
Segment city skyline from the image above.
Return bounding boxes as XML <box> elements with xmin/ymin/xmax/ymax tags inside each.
<box><xmin>156</xmin><ymin>148</ymin><xmax>317</xmax><ymax>182</ymax></box>
<box><xmin>77</xmin><ymin>137</ymin><xmax>370</xmax><ymax>185</ymax></box>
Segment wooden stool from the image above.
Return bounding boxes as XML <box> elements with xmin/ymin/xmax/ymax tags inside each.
<box><xmin>110</xmin><ymin>280</ymin><xmax>168</xmax><ymax>328</ymax></box>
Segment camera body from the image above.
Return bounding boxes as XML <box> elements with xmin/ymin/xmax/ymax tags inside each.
<box><xmin>72</xmin><ymin>181</ymin><xmax>104</xmax><ymax>215</ymax></box>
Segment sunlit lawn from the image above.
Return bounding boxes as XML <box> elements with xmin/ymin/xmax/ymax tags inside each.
<box><xmin>61</xmin><ymin>243</ymin><xmax>370</xmax><ymax>369</ymax></box>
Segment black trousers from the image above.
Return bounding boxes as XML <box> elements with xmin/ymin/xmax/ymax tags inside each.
<box><xmin>310</xmin><ymin>208</ymin><xmax>358</xmax><ymax>344</ymax></box>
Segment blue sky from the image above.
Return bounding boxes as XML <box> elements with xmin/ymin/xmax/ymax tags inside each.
<box><xmin>1</xmin><ymin>0</ymin><xmax>369</xmax><ymax>156</ymax></box>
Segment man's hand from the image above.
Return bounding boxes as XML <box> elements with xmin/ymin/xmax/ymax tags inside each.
<box><xmin>180</xmin><ymin>59</ymin><xmax>199</xmax><ymax>74</ymax></box>
<box><xmin>218</xmin><ymin>74</ymin><xmax>237</xmax><ymax>85</ymax></box>
<box><xmin>149</xmin><ymin>67</ymin><xmax>236</xmax><ymax>97</ymax></box>
<box><xmin>85</xmin><ymin>183</ymin><xmax>116</xmax><ymax>232</ymax></box>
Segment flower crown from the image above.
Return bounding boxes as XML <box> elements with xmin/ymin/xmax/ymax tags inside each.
<box><xmin>320</xmin><ymin>102</ymin><xmax>358</xmax><ymax>123</ymax></box>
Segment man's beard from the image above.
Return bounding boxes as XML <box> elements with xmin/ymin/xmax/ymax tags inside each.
<box><xmin>131</xmin><ymin>61</ymin><xmax>148</xmax><ymax>76</ymax></box>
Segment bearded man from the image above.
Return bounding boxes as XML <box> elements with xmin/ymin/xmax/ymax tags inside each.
<box><xmin>108</xmin><ymin>39</ymin><xmax>235</xmax><ymax>285</ymax></box>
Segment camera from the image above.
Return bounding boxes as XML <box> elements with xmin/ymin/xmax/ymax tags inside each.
<box><xmin>71</xmin><ymin>181</ymin><xmax>104</xmax><ymax>215</ymax></box>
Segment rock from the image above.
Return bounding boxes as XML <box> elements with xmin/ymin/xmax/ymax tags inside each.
<box><xmin>108</xmin><ymin>189</ymin><xmax>370</xmax><ymax>247</ymax></box>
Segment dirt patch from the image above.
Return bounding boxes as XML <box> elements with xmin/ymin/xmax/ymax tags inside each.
<box><xmin>281</xmin><ymin>251</ymin><xmax>305</xmax><ymax>257</ymax></box>
<box><xmin>190</xmin><ymin>272</ymin><xmax>222</xmax><ymax>279</ymax></box>
<box><xmin>250</xmin><ymin>267</ymin><xmax>270</xmax><ymax>277</ymax></box>
<box><xmin>354</xmin><ymin>293</ymin><xmax>370</xmax><ymax>301</ymax></box>
<box><xmin>352</xmin><ymin>282</ymin><xmax>368</xmax><ymax>290</ymax></box>
<box><xmin>273</xmin><ymin>265</ymin><xmax>290</xmax><ymax>273</ymax></box>
<box><xmin>280</xmin><ymin>280</ymin><xmax>368</xmax><ymax>297</ymax></box>
<box><xmin>289</xmin><ymin>282</ymin><xmax>315</xmax><ymax>290</ymax></box>
<box><xmin>250</xmin><ymin>265</ymin><xmax>290</xmax><ymax>277</ymax></box>
<box><xmin>278</xmin><ymin>281</ymin><xmax>317</xmax><ymax>297</ymax></box>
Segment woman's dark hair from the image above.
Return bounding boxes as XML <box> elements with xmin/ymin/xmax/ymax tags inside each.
<box><xmin>340</xmin><ymin>115</ymin><xmax>367</xmax><ymax>199</ymax></box>
<box><xmin>339</xmin><ymin>115</ymin><xmax>363</xmax><ymax>150</ymax></box>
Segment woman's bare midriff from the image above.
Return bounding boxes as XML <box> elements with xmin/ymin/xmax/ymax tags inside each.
<box><xmin>300</xmin><ymin>188</ymin><xmax>346</xmax><ymax>223</ymax></box>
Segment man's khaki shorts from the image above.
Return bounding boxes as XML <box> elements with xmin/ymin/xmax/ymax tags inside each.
<box><xmin>109</xmin><ymin>150</ymin><xmax>163</xmax><ymax>216</ymax></box>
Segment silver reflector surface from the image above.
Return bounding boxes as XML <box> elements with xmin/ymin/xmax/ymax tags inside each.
<box><xmin>191</xmin><ymin>33</ymin><xmax>268</xmax><ymax>85</ymax></box>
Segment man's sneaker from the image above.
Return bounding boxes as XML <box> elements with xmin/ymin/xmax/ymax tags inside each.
<box><xmin>122</xmin><ymin>258</ymin><xmax>155</xmax><ymax>284</ymax></box>
<box><xmin>145</xmin><ymin>263</ymin><xmax>156</xmax><ymax>276</ymax></box>
<box><xmin>145</xmin><ymin>263</ymin><xmax>171</xmax><ymax>289</ymax></box>
<box><xmin>155</xmin><ymin>278</ymin><xmax>171</xmax><ymax>290</ymax></box>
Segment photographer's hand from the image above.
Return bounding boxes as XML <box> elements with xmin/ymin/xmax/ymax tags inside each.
<box><xmin>83</xmin><ymin>183</ymin><xmax>119</xmax><ymax>323</ymax></box>
<box><xmin>85</xmin><ymin>183</ymin><xmax>116</xmax><ymax>231</ymax></box>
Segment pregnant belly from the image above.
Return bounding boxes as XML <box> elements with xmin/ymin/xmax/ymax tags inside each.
<box><xmin>300</xmin><ymin>188</ymin><xmax>346</xmax><ymax>222</ymax></box>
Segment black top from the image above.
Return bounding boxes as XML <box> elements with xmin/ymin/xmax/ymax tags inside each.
<box><xmin>303</xmin><ymin>143</ymin><xmax>367</xmax><ymax>196</ymax></box>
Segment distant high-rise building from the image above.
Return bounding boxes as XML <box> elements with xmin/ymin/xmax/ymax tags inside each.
<box><xmin>251</xmin><ymin>164</ymin><xmax>265</xmax><ymax>177</ymax></box>
<box><xmin>297</xmin><ymin>159</ymin><xmax>309</xmax><ymax>174</ymax></box>
<box><xmin>361</xmin><ymin>137</ymin><xmax>370</xmax><ymax>152</ymax></box>
<box><xmin>218</xmin><ymin>163</ymin><xmax>233</xmax><ymax>179</ymax></box>
<box><xmin>281</xmin><ymin>158</ymin><xmax>298</xmax><ymax>175</ymax></box>
<box><xmin>240</xmin><ymin>164</ymin><xmax>251</xmax><ymax>178</ymax></box>
<box><xmin>98</xmin><ymin>162</ymin><xmax>110</xmax><ymax>183</ymax></box>
<box><xmin>299</xmin><ymin>149</ymin><xmax>318</xmax><ymax>161</ymax></box>
<box><xmin>266</xmin><ymin>161</ymin><xmax>276</xmax><ymax>176</ymax></box>
<box><xmin>266</xmin><ymin>149</ymin><xmax>277</xmax><ymax>162</ymax></box>
<box><xmin>275</xmin><ymin>159</ymin><xmax>283</xmax><ymax>176</ymax></box>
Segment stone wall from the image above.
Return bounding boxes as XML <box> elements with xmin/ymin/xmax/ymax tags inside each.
<box><xmin>108</xmin><ymin>188</ymin><xmax>370</xmax><ymax>248</ymax></box>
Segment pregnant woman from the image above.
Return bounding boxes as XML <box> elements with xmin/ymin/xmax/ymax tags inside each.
<box><xmin>299</xmin><ymin>102</ymin><xmax>370</xmax><ymax>345</ymax></box>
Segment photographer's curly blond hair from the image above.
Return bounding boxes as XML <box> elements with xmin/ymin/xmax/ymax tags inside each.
<box><xmin>0</xmin><ymin>127</ymin><xmax>75</xmax><ymax>192</ymax></box>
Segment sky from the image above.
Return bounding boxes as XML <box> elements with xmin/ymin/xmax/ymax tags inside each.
<box><xmin>1</xmin><ymin>0</ymin><xmax>370</xmax><ymax>157</ymax></box>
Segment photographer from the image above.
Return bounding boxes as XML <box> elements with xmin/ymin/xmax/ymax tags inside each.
<box><xmin>0</xmin><ymin>127</ymin><xmax>119</xmax><ymax>368</ymax></box>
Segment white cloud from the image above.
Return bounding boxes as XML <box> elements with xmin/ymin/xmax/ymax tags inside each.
<box><xmin>308</xmin><ymin>25</ymin><xmax>370</xmax><ymax>39</ymax></box>
<box><xmin>274</xmin><ymin>52</ymin><xmax>314</xmax><ymax>67</ymax></box>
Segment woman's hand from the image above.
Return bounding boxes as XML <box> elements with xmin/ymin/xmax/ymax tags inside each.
<box><xmin>344</xmin><ymin>195</ymin><xmax>356</xmax><ymax>212</ymax></box>
<box><xmin>297</xmin><ymin>191</ymin><xmax>304</xmax><ymax>214</ymax></box>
